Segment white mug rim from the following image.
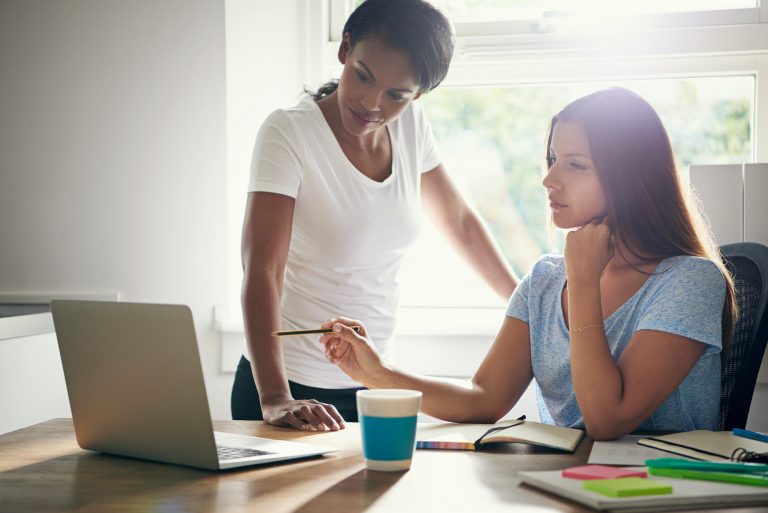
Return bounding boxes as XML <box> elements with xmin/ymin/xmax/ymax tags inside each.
<box><xmin>356</xmin><ymin>389</ymin><xmax>422</xmax><ymax>399</ymax></box>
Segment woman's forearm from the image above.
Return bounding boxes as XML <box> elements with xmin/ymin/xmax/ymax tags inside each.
<box><xmin>241</xmin><ymin>270</ymin><xmax>292</xmax><ymax>405</ymax></box>
<box><xmin>362</xmin><ymin>365</ymin><xmax>504</xmax><ymax>423</ymax></box>
<box><xmin>421</xmin><ymin>168</ymin><xmax>517</xmax><ymax>300</ymax></box>
<box><xmin>454</xmin><ymin>211</ymin><xmax>519</xmax><ymax>299</ymax></box>
<box><xmin>566</xmin><ymin>280</ymin><xmax>628</xmax><ymax>438</ymax></box>
<box><xmin>240</xmin><ymin>192</ymin><xmax>297</xmax><ymax>408</ymax></box>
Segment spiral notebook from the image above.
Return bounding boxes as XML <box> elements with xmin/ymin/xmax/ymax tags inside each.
<box><xmin>637</xmin><ymin>430</ymin><xmax>768</xmax><ymax>462</ymax></box>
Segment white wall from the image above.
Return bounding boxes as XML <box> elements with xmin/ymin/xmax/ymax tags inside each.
<box><xmin>224</xmin><ymin>0</ymin><xmax>307</xmax><ymax>315</ymax></box>
<box><xmin>0</xmin><ymin>333</ymin><xmax>70</xmax><ymax>434</ymax></box>
<box><xmin>0</xmin><ymin>0</ymin><xmax>305</xmax><ymax>430</ymax></box>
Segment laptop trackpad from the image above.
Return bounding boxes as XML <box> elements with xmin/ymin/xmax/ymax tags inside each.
<box><xmin>214</xmin><ymin>431</ymin><xmax>335</xmax><ymax>457</ymax></box>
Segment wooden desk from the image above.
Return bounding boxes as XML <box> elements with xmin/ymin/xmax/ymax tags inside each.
<box><xmin>0</xmin><ymin>419</ymin><xmax>763</xmax><ymax>513</ymax></box>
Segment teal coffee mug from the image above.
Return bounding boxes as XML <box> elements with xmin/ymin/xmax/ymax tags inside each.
<box><xmin>356</xmin><ymin>389</ymin><xmax>422</xmax><ymax>471</ymax></box>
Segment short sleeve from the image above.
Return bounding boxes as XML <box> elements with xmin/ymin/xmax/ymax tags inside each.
<box><xmin>637</xmin><ymin>258</ymin><xmax>726</xmax><ymax>353</ymax></box>
<box><xmin>411</xmin><ymin>102</ymin><xmax>442</xmax><ymax>174</ymax></box>
<box><xmin>506</xmin><ymin>270</ymin><xmax>532</xmax><ymax>323</ymax></box>
<box><xmin>248</xmin><ymin>109</ymin><xmax>303</xmax><ymax>197</ymax></box>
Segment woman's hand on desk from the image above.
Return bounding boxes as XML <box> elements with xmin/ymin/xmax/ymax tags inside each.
<box><xmin>261</xmin><ymin>397</ymin><xmax>345</xmax><ymax>432</ymax></box>
<box><xmin>319</xmin><ymin>318</ymin><xmax>387</xmax><ymax>387</ymax></box>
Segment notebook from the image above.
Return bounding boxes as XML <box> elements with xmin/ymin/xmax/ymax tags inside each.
<box><xmin>51</xmin><ymin>299</ymin><xmax>337</xmax><ymax>470</ymax></box>
<box><xmin>637</xmin><ymin>430</ymin><xmax>768</xmax><ymax>462</ymax></box>
<box><xmin>519</xmin><ymin>467</ymin><xmax>768</xmax><ymax>512</ymax></box>
<box><xmin>416</xmin><ymin>417</ymin><xmax>584</xmax><ymax>452</ymax></box>
<box><xmin>587</xmin><ymin>435</ymin><xmax>685</xmax><ymax>466</ymax></box>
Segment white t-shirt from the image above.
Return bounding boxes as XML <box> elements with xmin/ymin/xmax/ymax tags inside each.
<box><xmin>247</xmin><ymin>94</ymin><xmax>442</xmax><ymax>388</ymax></box>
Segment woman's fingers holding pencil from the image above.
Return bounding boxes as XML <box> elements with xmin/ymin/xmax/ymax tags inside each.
<box><xmin>319</xmin><ymin>317</ymin><xmax>366</xmax><ymax>360</ymax></box>
<box><xmin>320</xmin><ymin>316</ymin><xmax>368</xmax><ymax>337</ymax></box>
<box><xmin>319</xmin><ymin>318</ymin><xmax>384</xmax><ymax>385</ymax></box>
<box><xmin>319</xmin><ymin>317</ymin><xmax>365</xmax><ymax>364</ymax></box>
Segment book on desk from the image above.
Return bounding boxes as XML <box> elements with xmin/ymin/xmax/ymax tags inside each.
<box><xmin>416</xmin><ymin>417</ymin><xmax>584</xmax><ymax>452</ymax></box>
<box><xmin>637</xmin><ymin>430</ymin><xmax>768</xmax><ymax>462</ymax></box>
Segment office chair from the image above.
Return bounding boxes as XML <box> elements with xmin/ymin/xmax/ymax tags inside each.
<box><xmin>719</xmin><ymin>242</ymin><xmax>768</xmax><ymax>431</ymax></box>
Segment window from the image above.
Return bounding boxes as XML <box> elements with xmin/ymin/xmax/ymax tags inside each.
<box><xmin>220</xmin><ymin>1</ymin><xmax>766</xmax><ymax>378</ymax></box>
<box><xmin>338</xmin><ymin>0</ymin><xmax>763</xmax><ymax>41</ymax></box>
<box><xmin>324</xmin><ymin>1</ymin><xmax>766</xmax><ymax>337</ymax></box>
<box><xmin>401</xmin><ymin>76</ymin><xmax>754</xmax><ymax>310</ymax></box>
<box><xmin>431</xmin><ymin>0</ymin><xmax>758</xmax><ymax>23</ymax></box>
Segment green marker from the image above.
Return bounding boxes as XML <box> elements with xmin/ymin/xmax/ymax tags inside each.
<box><xmin>648</xmin><ymin>467</ymin><xmax>768</xmax><ymax>487</ymax></box>
<box><xmin>645</xmin><ymin>458</ymin><xmax>768</xmax><ymax>475</ymax></box>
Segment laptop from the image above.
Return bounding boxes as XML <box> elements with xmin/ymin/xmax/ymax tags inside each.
<box><xmin>51</xmin><ymin>299</ymin><xmax>338</xmax><ymax>470</ymax></box>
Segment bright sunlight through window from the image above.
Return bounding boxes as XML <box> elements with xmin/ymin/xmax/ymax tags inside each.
<box><xmin>430</xmin><ymin>0</ymin><xmax>757</xmax><ymax>22</ymax></box>
<box><xmin>398</xmin><ymin>76</ymin><xmax>753</xmax><ymax>309</ymax></box>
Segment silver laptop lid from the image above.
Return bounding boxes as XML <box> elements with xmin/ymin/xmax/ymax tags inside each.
<box><xmin>51</xmin><ymin>300</ymin><xmax>219</xmax><ymax>469</ymax></box>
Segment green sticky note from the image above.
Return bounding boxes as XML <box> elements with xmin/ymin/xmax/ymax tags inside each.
<box><xmin>583</xmin><ymin>477</ymin><xmax>673</xmax><ymax>498</ymax></box>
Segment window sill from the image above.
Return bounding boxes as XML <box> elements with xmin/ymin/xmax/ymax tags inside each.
<box><xmin>214</xmin><ymin>304</ymin><xmax>506</xmax><ymax>373</ymax></box>
<box><xmin>214</xmin><ymin>305</ymin><xmax>505</xmax><ymax>336</ymax></box>
<box><xmin>0</xmin><ymin>292</ymin><xmax>119</xmax><ymax>341</ymax></box>
<box><xmin>0</xmin><ymin>313</ymin><xmax>54</xmax><ymax>341</ymax></box>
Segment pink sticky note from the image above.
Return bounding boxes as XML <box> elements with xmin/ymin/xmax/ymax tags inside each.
<box><xmin>562</xmin><ymin>465</ymin><xmax>647</xmax><ymax>480</ymax></box>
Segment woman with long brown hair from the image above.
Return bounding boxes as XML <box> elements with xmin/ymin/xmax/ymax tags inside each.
<box><xmin>319</xmin><ymin>88</ymin><xmax>736</xmax><ymax>440</ymax></box>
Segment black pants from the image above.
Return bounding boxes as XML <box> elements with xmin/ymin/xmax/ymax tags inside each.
<box><xmin>231</xmin><ymin>355</ymin><xmax>363</xmax><ymax>421</ymax></box>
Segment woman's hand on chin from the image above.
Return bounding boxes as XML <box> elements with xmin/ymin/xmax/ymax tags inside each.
<box><xmin>564</xmin><ymin>216</ymin><xmax>614</xmax><ymax>285</ymax></box>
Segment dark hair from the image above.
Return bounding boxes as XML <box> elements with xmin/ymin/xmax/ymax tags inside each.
<box><xmin>311</xmin><ymin>0</ymin><xmax>454</xmax><ymax>100</ymax></box>
<box><xmin>545</xmin><ymin>87</ymin><xmax>737</xmax><ymax>348</ymax></box>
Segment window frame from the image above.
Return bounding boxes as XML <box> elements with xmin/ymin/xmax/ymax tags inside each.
<box><xmin>315</xmin><ymin>1</ymin><xmax>768</xmax><ymax>337</ymax></box>
<box><xmin>217</xmin><ymin>1</ymin><xmax>767</xmax><ymax>374</ymax></box>
<box><xmin>330</xmin><ymin>1</ymin><xmax>766</xmax><ymax>43</ymax></box>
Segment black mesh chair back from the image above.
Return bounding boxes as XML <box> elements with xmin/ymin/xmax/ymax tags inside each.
<box><xmin>719</xmin><ymin>242</ymin><xmax>768</xmax><ymax>430</ymax></box>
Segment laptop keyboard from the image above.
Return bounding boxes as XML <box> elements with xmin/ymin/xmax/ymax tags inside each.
<box><xmin>217</xmin><ymin>445</ymin><xmax>274</xmax><ymax>460</ymax></box>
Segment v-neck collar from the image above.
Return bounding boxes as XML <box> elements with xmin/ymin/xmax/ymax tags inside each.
<box><xmin>308</xmin><ymin>96</ymin><xmax>399</xmax><ymax>188</ymax></box>
<box><xmin>559</xmin><ymin>257</ymin><xmax>677</xmax><ymax>335</ymax></box>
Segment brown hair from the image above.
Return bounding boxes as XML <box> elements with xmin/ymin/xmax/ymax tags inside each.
<box><xmin>546</xmin><ymin>87</ymin><xmax>736</xmax><ymax>348</ymax></box>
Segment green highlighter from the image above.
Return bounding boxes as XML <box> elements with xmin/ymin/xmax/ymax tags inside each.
<box><xmin>645</xmin><ymin>458</ymin><xmax>768</xmax><ymax>475</ymax></box>
<box><xmin>648</xmin><ymin>468</ymin><xmax>768</xmax><ymax>487</ymax></box>
<box><xmin>645</xmin><ymin>458</ymin><xmax>768</xmax><ymax>487</ymax></box>
<box><xmin>583</xmin><ymin>477</ymin><xmax>673</xmax><ymax>497</ymax></box>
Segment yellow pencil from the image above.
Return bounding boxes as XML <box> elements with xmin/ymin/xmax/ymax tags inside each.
<box><xmin>271</xmin><ymin>326</ymin><xmax>360</xmax><ymax>336</ymax></box>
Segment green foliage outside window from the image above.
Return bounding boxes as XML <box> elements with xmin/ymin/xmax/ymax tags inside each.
<box><xmin>418</xmin><ymin>77</ymin><xmax>752</xmax><ymax>276</ymax></box>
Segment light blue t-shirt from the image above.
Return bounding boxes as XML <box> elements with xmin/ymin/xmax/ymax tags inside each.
<box><xmin>506</xmin><ymin>255</ymin><xmax>725</xmax><ymax>432</ymax></box>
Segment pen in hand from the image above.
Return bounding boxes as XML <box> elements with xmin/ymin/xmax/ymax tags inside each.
<box><xmin>272</xmin><ymin>326</ymin><xmax>361</xmax><ymax>337</ymax></box>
